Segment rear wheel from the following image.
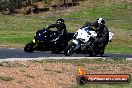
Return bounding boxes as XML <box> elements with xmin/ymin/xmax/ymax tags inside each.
<box><xmin>64</xmin><ymin>42</ymin><xmax>76</xmax><ymax>56</ymax></box>
<box><xmin>99</xmin><ymin>49</ymin><xmax>104</xmax><ymax>56</ymax></box>
<box><xmin>24</xmin><ymin>42</ymin><xmax>36</xmax><ymax>53</ymax></box>
<box><xmin>89</xmin><ymin>51</ymin><xmax>97</xmax><ymax>57</ymax></box>
<box><xmin>88</xmin><ymin>43</ymin><xmax>97</xmax><ymax>57</ymax></box>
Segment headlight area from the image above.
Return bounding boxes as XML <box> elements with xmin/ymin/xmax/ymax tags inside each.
<box><xmin>73</xmin><ymin>32</ymin><xmax>78</xmax><ymax>39</ymax></box>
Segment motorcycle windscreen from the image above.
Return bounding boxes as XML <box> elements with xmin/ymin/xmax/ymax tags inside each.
<box><xmin>76</xmin><ymin>29</ymin><xmax>90</xmax><ymax>43</ymax></box>
<box><xmin>109</xmin><ymin>32</ymin><xmax>114</xmax><ymax>41</ymax></box>
<box><xmin>36</xmin><ymin>30</ymin><xmax>50</xmax><ymax>41</ymax></box>
<box><xmin>83</xmin><ymin>27</ymin><xmax>90</xmax><ymax>32</ymax></box>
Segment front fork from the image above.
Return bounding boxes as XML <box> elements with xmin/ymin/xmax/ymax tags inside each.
<box><xmin>72</xmin><ymin>40</ymin><xmax>80</xmax><ymax>50</ymax></box>
<box><xmin>32</xmin><ymin>39</ymin><xmax>38</xmax><ymax>49</ymax></box>
<box><xmin>33</xmin><ymin>39</ymin><xmax>36</xmax><ymax>43</ymax></box>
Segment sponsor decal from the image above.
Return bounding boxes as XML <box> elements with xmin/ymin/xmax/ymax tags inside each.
<box><xmin>76</xmin><ymin>67</ymin><xmax>131</xmax><ymax>85</ymax></box>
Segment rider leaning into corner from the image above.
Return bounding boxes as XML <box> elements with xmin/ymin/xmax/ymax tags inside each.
<box><xmin>81</xmin><ymin>18</ymin><xmax>109</xmax><ymax>52</ymax></box>
<box><xmin>46</xmin><ymin>18</ymin><xmax>67</xmax><ymax>53</ymax></box>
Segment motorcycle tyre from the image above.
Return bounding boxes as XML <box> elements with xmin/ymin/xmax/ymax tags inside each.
<box><xmin>99</xmin><ymin>49</ymin><xmax>104</xmax><ymax>56</ymax></box>
<box><xmin>88</xmin><ymin>51</ymin><xmax>97</xmax><ymax>57</ymax></box>
<box><xmin>64</xmin><ymin>42</ymin><xmax>76</xmax><ymax>56</ymax></box>
<box><xmin>24</xmin><ymin>41</ymin><xmax>36</xmax><ymax>53</ymax></box>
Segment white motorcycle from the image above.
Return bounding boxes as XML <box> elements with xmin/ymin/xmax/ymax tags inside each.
<box><xmin>64</xmin><ymin>27</ymin><xmax>114</xmax><ymax>56</ymax></box>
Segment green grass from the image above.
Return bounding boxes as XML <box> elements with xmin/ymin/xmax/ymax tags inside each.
<box><xmin>63</xmin><ymin>1</ymin><xmax>132</xmax><ymax>30</ymax></box>
<box><xmin>0</xmin><ymin>15</ymin><xmax>47</xmax><ymax>46</ymax></box>
<box><xmin>64</xmin><ymin>1</ymin><xmax>131</xmax><ymax>18</ymax></box>
<box><xmin>0</xmin><ymin>15</ymin><xmax>44</xmax><ymax>31</ymax></box>
<box><xmin>0</xmin><ymin>34</ymin><xmax>32</xmax><ymax>44</ymax></box>
<box><xmin>62</xmin><ymin>1</ymin><xmax>132</xmax><ymax>31</ymax></box>
<box><xmin>106</xmin><ymin>42</ymin><xmax>132</xmax><ymax>54</ymax></box>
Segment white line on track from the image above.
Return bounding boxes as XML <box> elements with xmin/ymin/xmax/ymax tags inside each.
<box><xmin>8</xmin><ymin>48</ymin><xmax>15</xmax><ymax>49</ymax></box>
<box><xmin>0</xmin><ymin>57</ymin><xmax>132</xmax><ymax>62</ymax></box>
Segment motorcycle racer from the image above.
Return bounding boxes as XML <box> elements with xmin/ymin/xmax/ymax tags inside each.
<box><xmin>46</xmin><ymin>18</ymin><xmax>67</xmax><ymax>53</ymax></box>
<box><xmin>81</xmin><ymin>18</ymin><xmax>109</xmax><ymax>52</ymax></box>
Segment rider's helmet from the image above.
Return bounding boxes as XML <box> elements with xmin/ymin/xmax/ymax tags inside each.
<box><xmin>96</xmin><ymin>18</ymin><xmax>105</xmax><ymax>30</ymax></box>
<box><xmin>56</xmin><ymin>18</ymin><xmax>64</xmax><ymax>24</ymax></box>
<box><xmin>56</xmin><ymin>18</ymin><xmax>65</xmax><ymax>29</ymax></box>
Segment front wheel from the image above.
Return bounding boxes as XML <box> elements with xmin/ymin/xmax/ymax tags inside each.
<box><xmin>88</xmin><ymin>42</ymin><xmax>97</xmax><ymax>57</ymax></box>
<box><xmin>88</xmin><ymin>49</ymin><xmax>98</xmax><ymax>57</ymax></box>
<box><xmin>99</xmin><ymin>49</ymin><xmax>104</xmax><ymax>56</ymax></box>
<box><xmin>24</xmin><ymin>42</ymin><xmax>36</xmax><ymax>53</ymax></box>
<box><xmin>64</xmin><ymin>42</ymin><xmax>76</xmax><ymax>56</ymax></box>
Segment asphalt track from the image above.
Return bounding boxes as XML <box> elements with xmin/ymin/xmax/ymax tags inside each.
<box><xmin>0</xmin><ymin>48</ymin><xmax>132</xmax><ymax>62</ymax></box>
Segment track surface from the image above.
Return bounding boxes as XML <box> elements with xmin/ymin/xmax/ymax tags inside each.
<box><xmin>0</xmin><ymin>48</ymin><xmax>132</xmax><ymax>62</ymax></box>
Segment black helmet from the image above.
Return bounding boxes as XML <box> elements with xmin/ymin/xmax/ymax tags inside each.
<box><xmin>56</xmin><ymin>18</ymin><xmax>64</xmax><ymax>24</ymax></box>
<box><xmin>97</xmin><ymin>18</ymin><xmax>105</xmax><ymax>24</ymax></box>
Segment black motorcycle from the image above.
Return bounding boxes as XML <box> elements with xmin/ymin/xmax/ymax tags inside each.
<box><xmin>24</xmin><ymin>28</ymin><xmax>74</xmax><ymax>53</ymax></box>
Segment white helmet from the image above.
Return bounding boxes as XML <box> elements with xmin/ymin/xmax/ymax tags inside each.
<box><xmin>97</xmin><ymin>18</ymin><xmax>105</xmax><ymax>24</ymax></box>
